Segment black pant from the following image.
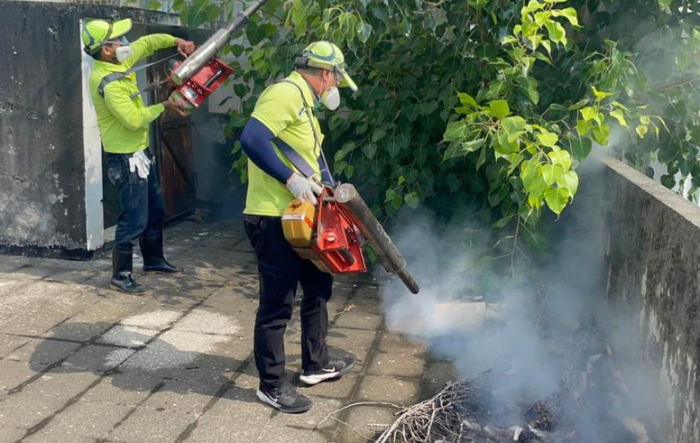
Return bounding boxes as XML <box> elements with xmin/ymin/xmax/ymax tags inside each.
<box><xmin>244</xmin><ymin>215</ymin><xmax>334</xmax><ymax>390</ymax></box>
<box><xmin>105</xmin><ymin>152</ymin><xmax>165</xmax><ymax>252</ymax></box>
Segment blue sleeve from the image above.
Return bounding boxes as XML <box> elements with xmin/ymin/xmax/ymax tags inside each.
<box><xmin>240</xmin><ymin>118</ymin><xmax>294</xmax><ymax>184</ymax></box>
<box><xmin>319</xmin><ymin>157</ymin><xmax>333</xmax><ymax>184</ymax></box>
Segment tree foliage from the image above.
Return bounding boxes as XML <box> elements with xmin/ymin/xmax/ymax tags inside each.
<box><xmin>171</xmin><ymin>0</ymin><xmax>700</xmax><ymax>253</ymax></box>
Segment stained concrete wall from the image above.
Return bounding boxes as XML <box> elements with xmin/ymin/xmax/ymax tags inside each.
<box><xmin>604</xmin><ymin>157</ymin><xmax>700</xmax><ymax>443</ymax></box>
<box><xmin>0</xmin><ymin>2</ymin><xmax>180</xmax><ymax>257</ymax></box>
<box><xmin>0</xmin><ymin>1</ymin><xmax>239</xmax><ymax>257</ymax></box>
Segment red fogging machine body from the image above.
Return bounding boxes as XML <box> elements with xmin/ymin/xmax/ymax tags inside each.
<box><xmin>167</xmin><ymin>58</ymin><xmax>234</xmax><ymax>114</ymax></box>
<box><xmin>283</xmin><ymin>185</ymin><xmax>420</xmax><ymax>294</ymax></box>
<box><xmin>283</xmin><ymin>187</ymin><xmax>367</xmax><ymax>275</ymax></box>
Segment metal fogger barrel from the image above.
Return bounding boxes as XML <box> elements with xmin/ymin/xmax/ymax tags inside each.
<box><xmin>334</xmin><ymin>184</ymin><xmax>420</xmax><ymax>294</ymax></box>
<box><xmin>171</xmin><ymin>0</ymin><xmax>269</xmax><ymax>86</ymax></box>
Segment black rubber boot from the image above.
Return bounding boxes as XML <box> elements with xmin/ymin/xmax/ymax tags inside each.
<box><xmin>140</xmin><ymin>233</ymin><xmax>183</xmax><ymax>275</ymax></box>
<box><xmin>111</xmin><ymin>247</ymin><xmax>146</xmax><ymax>295</ymax></box>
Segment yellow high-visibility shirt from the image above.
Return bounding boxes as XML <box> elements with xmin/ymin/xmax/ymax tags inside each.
<box><xmin>244</xmin><ymin>71</ymin><xmax>324</xmax><ymax>217</ymax></box>
<box><xmin>88</xmin><ymin>34</ymin><xmax>176</xmax><ymax>154</ymax></box>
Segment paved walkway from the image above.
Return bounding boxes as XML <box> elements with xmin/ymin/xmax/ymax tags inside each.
<box><xmin>0</xmin><ymin>220</ymin><xmax>453</xmax><ymax>443</ymax></box>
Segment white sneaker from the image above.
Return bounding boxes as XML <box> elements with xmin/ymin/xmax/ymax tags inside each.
<box><xmin>299</xmin><ymin>358</ymin><xmax>355</xmax><ymax>386</ymax></box>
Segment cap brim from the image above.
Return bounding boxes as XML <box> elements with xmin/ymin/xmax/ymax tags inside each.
<box><xmin>339</xmin><ymin>70</ymin><xmax>358</xmax><ymax>92</ymax></box>
<box><xmin>109</xmin><ymin>19</ymin><xmax>132</xmax><ymax>40</ymax></box>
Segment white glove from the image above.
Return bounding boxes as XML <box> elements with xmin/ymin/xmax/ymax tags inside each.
<box><xmin>286</xmin><ymin>173</ymin><xmax>323</xmax><ymax>205</ymax></box>
<box><xmin>128</xmin><ymin>150</ymin><xmax>151</xmax><ymax>180</ymax></box>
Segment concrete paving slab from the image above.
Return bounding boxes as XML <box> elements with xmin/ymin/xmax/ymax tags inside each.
<box><xmin>138</xmin><ymin>378</ymin><xmax>225</xmax><ymax>414</ymax></box>
<box><xmin>80</xmin><ymin>373</ymin><xmax>164</xmax><ymax>407</ymax></box>
<box><xmin>60</xmin><ymin>344</ymin><xmax>134</xmax><ymax>374</ymax></box>
<box><xmin>31</xmin><ymin>401</ymin><xmax>133</xmax><ymax>440</ymax></box>
<box><xmin>19</xmin><ymin>369</ymin><xmax>103</xmax><ymax>401</ymax></box>
<box><xmin>0</xmin><ymin>427</ymin><xmax>27</xmax><ymax>443</ymax></box>
<box><xmin>103</xmin><ymin>407</ymin><xmax>199</xmax><ymax>443</ymax></box>
<box><xmin>333</xmin><ymin>310</ymin><xmax>384</xmax><ymax>331</ymax></box>
<box><xmin>0</xmin><ymin>360</ymin><xmax>49</xmax><ymax>391</ymax></box>
<box><xmin>368</xmin><ymin>350</ymin><xmax>426</xmax><ymax>380</ymax></box>
<box><xmin>0</xmin><ymin>333</ymin><xmax>31</xmax><ymax>358</ymax></box>
<box><xmin>0</xmin><ymin>220</ymin><xmax>445</xmax><ymax>443</ymax></box>
<box><xmin>3</xmin><ymin>338</ymin><xmax>82</xmax><ymax>366</ymax></box>
<box><xmin>0</xmin><ymin>393</ymin><xmax>67</xmax><ymax>429</ymax></box>
<box><xmin>22</xmin><ymin>430</ymin><xmax>102</xmax><ymax>443</ymax></box>
<box><xmin>377</xmin><ymin>331</ymin><xmax>427</xmax><ymax>356</ymax></box>
<box><xmin>356</xmin><ymin>374</ymin><xmax>421</xmax><ymax>405</ymax></box>
<box><xmin>340</xmin><ymin>404</ymin><xmax>397</xmax><ymax>443</ymax></box>
<box><xmin>178</xmin><ymin>413</ymin><xmax>265</xmax><ymax>443</ymax></box>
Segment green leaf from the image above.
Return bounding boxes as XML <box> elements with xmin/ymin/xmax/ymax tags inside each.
<box><xmin>521</xmin><ymin>159</ymin><xmax>540</xmax><ymax>191</ymax></box>
<box><xmin>362</xmin><ymin>143</ymin><xmax>378</xmax><ymax>159</ymax></box>
<box><xmin>404</xmin><ymin>192</ymin><xmax>420</xmax><ymax>209</ymax></box>
<box><xmin>548</xmin><ymin>149</ymin><xmax>572</xmax><ymax>171</ymax></box>
<box><xmin>545</xmin><ymin>21</ymin><xmax>566</xmax><ymax>44</ymax></box>
<box><xmin>537</xmin><ymin>131</ymin><xmax>558</xmax><ymax>147</ymax></box>
<box><xmin>372</xmin><ymin>129</ymin><xmax>387</xmax><ymax>143</ymax></box>
<box><xmin>447</xmin><ymin>175</ymin><xmax>462</xmax><ymax>193</ymax></box>
<box><xmin>541</xmin><ymin>40</ymin><xmax>552</xmax><ymax>56</ymax></box>
<box><xmin>458</xmin><ymin>92</ymin><xmax>478</xmax><ymax>109</ymax></box>
<box><xmin>577</xmin><ymin>119</ymin><xmax>592</xmax><ymax>136</ymax></box>
<box><xmin>387</xmin><ymin>141</ymin><xmax>401</xmax><ymax>158</ymax></box>
<box><xmin>444</xmin><ymin>121</ymin><xmax>469</xmax><ymax>142</ymax></box>
<box><xmin>234</xmin><ymin>83</ymin><xmax>248</xmax><ymax>99</ymax></box>
<box><xmin>570</xmin><ymin>138</ymin><xmax>592</xmax><ymax>161</ymax></box>
<box><xmin>592</xmin><ymin>86</ymin><xmax>613</xmax><ymax>101</ymax></box>
<box><xmin>149</xmin><ymin>0</ymin><xmax>163</xmax><ymax>9</ymax></box>
<box><xmin>444</xmin><ymin>139</ymin><xmax>485</xmax><ymax>160</ymax></box>
<box><xmin>542</xmin><ymin>164</ymin><xmax>564</xmax><ymax>186</ymax></box>
<box><xmin>345</xmin><ymin>164</ymin><xmax>355</xmax><ymax>179</ymax></box>
<box><xmin>636</xmin><ymin>125</ymin><xmax>649</xmax><ymax>139</ymax></box>
<box><xmin>502</xmin><ymin>116</ymin><xmax>528</xmax><ymax>138</ymax></box>
<box><xmin>545</xmin><ymin>187</ymin><xmax>570</xmax><ymax>215</ymax></box>
<box><xmin>523</xmin><ymin>0</ymin><xmax>545</xmax><ymax>14</ymax></box>
<box><xmin>610</xmin><ymin>109</ymin><xmax>628</xmax><ymax>128</ymax></box>
<box><xmin>557</xmin><ymin>170</ymin><xmax>579</xmax><ymax>197</ymax></box>
<box><xmin>552</xmin><ymin>7</ymin><xmax>579</xmax><ymax>27</ymax></box>
<box><xmin>660</xmin><ymin>174</ymin><xmax>675</xmax><ymax>189</ymax></box>
<box><xmin>357</xmin><ymin>22</ymin><xmax>372</xmax><ymax>43</ymax></box>
<box><xmin>385</xmin><ymin>188</ymin><xmax>398</xmax><ymax>203</ymax></box>
<box><xmin>580</xmin><ymin>106</ymin><xmax>598</xmax><ymax>122</ymax></box>
<box><xmin>592</xmin><ymin>123</ymin><xmax>611</xmax><ymax>145</ymax></box>
<box><xmin>569</xmin><ymin>99</ymin><xmax>588</xmax><ymax>111</ymax></box>
<box><xmin>658</xmin><ymin>0</ymin><xmax>674</xmax><ymax>7</ymax></box>
<box><xmin>489</xmin><ymin>100</ymin><xmax>511</xmax><ymax>119</ymax></box>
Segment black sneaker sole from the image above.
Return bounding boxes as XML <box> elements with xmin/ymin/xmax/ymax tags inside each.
<box><xmin>256</xmin><ymin>390</ymin><xmax>312</xmax><ymax>414</ymax></box>
<box><xmin>299</xmin><ymin>360</ymin><xmax>355</xmax><ymax>386</ymax></box>
<box><xmin>110</xmin><ymin>283</ymin><xmax>146</xmax><ymax>295</ymax></box>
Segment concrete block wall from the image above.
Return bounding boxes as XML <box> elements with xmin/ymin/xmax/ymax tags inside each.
<box><xmin>0</xmin><ymin>2</ymin><xmax>182</xmax><ymax>258</ymax></box>
<box><xmin>604</xmin><ymin>157</ymin><xmax>700</xmax><ymax>443</ymax></box>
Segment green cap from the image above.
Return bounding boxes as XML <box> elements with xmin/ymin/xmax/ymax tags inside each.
<box><xmin>82</xmin><ymin>19</ymin><xmax>132</xmax><ymax>55</ymax></box>
<box><xmin>296</xmin><ymin>41</ymin><xmax>357</xmax><ymax>92</ymax></box>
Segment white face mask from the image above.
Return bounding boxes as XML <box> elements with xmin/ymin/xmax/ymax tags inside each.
<box><xmin>115</xmin><ymin>45</ymin><xmax>134</xmax><ymax>63</ymax></box>
<box><xmin>321</xmin><ymin>86</ymin><xmax>340</xmax><ymax>111</ymax></box>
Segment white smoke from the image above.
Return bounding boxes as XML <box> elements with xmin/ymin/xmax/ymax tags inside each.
<box><xmin>379</xmin><ymin>159</ymin><xmax>667</xmax><ymax>440</ymax></box>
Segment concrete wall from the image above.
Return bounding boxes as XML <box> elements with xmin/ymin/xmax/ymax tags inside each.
<box><xmin>0</xmin><ymin>1</ymin><xmax>239</xmax><ymax>257</ymax></box>
<box><xmin>604</xmin><ymin>157</ymin><xmax>700</xmax><ymax>443</ymax></box>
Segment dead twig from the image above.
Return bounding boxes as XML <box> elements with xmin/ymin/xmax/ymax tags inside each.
<box><xmin>312</xmin><ymin>401</ymin><xmax>403</xmax><ymax>435</ymax></box>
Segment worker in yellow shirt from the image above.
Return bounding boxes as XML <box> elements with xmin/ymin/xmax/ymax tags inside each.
<box><xmin>240</xmin><ymin>41</ymin><xmax>358</xmax><ymax>414</ymax></box>
<box><xmin>82</xmin><ymin>18</ymin><xmax>194</xmax><ymax>294</ymax></box>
